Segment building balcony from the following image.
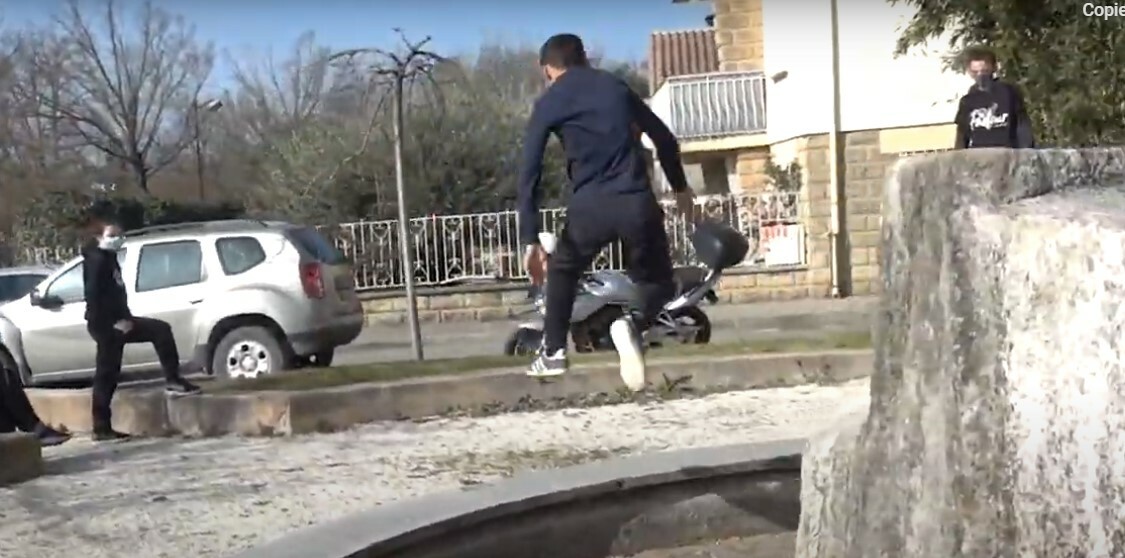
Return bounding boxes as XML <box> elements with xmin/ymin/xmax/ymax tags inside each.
<box><xmin>646</xmin><ymin>70</ymin><xmax>768</xmax><ymax>152</ymax></box>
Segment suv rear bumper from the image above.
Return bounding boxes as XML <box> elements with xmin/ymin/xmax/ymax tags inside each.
<box><xmin>288</xmin><ymin>314</ymin><xmax>364</xmax><ymax>356</ymax></box>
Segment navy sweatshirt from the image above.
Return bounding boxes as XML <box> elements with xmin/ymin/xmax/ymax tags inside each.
<box><xmin>954</xmin><ymin>80</ymin><xmax>1035</xmax><ymax>149</ymax></box>
<box><xmin>516</xmin><ymin>66</ymin><xmax>688</xmax><ymax>245</ymax></box>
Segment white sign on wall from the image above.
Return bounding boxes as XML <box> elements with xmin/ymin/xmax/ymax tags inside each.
<box><xmin>760</xmin><ymin>224</ymin><xmax>805</xmax><ymax>266</ymax></box>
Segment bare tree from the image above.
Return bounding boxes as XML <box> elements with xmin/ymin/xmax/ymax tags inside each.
<box><xmin>329</xmin><ymin>31</ymin><xmax>446</xmax><ymax>361</ymax></box>
<box><xmin>22</xmin><ymin>0</ymin><xmax>213</xmax><ymax>194</ymax></box>
<box><xmin>226</xmin><ymin>31</ymin><xmax>331</xmax><ymax>143</ymax></box>
<box><xmin>220</xmin><ymin>33</ymin><xmax>390</xmax><ymax>223</ymax></box>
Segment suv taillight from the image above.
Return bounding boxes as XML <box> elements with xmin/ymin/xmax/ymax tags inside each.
<box><xmin>300</xmin><ymin>263</ymin><xmax>325</xmax><ymax>298</ymax></box>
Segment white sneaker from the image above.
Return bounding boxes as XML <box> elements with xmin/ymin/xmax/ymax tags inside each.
<box><xmin>527</xmin><ymin>349</ymin><xmax>568</xmax><ymax>377</ymax></box>
<box><xmin>609</xmin><ymin>317</ymin><xmax>646</xmax><ymax>392</ymax></box>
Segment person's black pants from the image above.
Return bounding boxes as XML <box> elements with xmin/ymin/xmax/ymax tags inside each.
<box><xmin>87</xmin><ymin>316</ymin><xmax>182</xmax><ymax>432</ymax></box>
<box><xmin>0</xmin><ymin>365</ymin><xmax>41</xmax><ymax>434</ymax></box>
<box><xmin>543</xmin><ymin>190</ymin><xmax>676</xmax><ymax>354</ymax></box>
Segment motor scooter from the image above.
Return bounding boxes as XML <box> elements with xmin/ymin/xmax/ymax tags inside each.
<box><xmin>503</xmin><ymin>221</ymin><xmax>751</xmax><ymax>356</ymax></box>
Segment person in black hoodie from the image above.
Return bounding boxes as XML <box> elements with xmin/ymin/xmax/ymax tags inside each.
<box><xmin>954</xmin><ymin>45</ymin><xmax>1035</xmax><ymax>149</ymax></box>
<box><xmin>82</xmin><ymin>207</ymin><xmax>200</xmax><ymax>441</ymax></box>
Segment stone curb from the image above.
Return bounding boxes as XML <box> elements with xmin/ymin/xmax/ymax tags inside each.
<box><xmin>0</xmin><ymin>432</ymin><xmax>43</xmax><ymax>486</ymax></box>
<box><xmin>231</xmin><ymin>438</ymin><xmax>806</xmax><ymax>558</ymax></box>
<box><xmin>26</xmin><ymin>349</ymin><xmax>873</xmax><ymax>438</ymax></box>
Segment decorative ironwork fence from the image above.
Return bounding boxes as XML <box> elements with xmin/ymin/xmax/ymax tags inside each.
<box><xmin>12</xmin><ymin>191</ymin><xmax>806</xmax><ymax>292</ymax></box>
<box><xmin>327</xmin><ymin>191</ymin><xmax>804</xmax><ymax>291</ymax></box>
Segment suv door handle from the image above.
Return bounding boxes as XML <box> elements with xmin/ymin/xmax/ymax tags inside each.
<box><xmin>190</xmin><ymin>299</ymin><xmax>203</xmax><ymax>305</ymax></box>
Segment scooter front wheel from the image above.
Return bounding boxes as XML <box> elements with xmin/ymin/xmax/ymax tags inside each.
<box><xmin>504</xmin><ymin>327</ymin><xmax>543</xmax><ymax>356</ymax></box>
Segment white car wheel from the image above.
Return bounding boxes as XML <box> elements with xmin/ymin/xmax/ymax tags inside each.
<box><xmin>212</xmin><ymin>326</ymin><xmax>285</xmax><ymax>380</ymax></box>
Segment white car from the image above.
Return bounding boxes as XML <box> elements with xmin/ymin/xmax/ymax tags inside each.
<box><xmin>0</xmin><ymin>220</ymin><xmax>364</xmax><ymax>385</ymax></box>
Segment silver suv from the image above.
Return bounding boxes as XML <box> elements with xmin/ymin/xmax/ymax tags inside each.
<box><xmin>0</xmin><ymin>220</ymin><xmax>363</xmax><ymax>384</ymax></box>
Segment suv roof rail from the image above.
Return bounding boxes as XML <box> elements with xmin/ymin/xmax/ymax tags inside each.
<box><xmin>126</xmin><ymin>219</ymin><xmax>271</xmax><ymax>237</ymax></box>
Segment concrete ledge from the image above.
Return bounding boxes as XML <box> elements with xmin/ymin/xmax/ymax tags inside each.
<box><xmin>27</xmin><ymin>349</ymin><xmax>873</xmax><ymax>438</ymax></box>
<box><xmin>231</xmin><ymin>439</ymin><xmax>805</xmax><ymax>558</ymax></box>
<box><xmin>0</xmin><ymin>432</ymin><xmax>43</xmax><ymax>486</ymax></box>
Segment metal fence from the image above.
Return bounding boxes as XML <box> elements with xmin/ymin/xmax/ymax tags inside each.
<box><xmin>12</xmin><ymin>191</ymin><xmax>806</xmax><ymax>292</ymax></box>
<box><xmin>329</xmin><ymin>191</ymin><xmax>804</xmax><ymax>291</ymax></box>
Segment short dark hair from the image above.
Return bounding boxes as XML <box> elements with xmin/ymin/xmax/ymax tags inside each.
<box><xmin>539</xmin><ymin>34</ymin><xmax>588</xmax><ymax>68</ymax></box>
<box><xmin>961</xmin><ymin>44</ymin><xmax>997</xmax><ymax>67</ymax></box>
<box><xmin>85</xmin><ymin>199</ymin><xmax>117</xmax><ymax>228</ymax></box>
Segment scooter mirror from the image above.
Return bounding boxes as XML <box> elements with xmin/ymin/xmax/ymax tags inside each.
<box><xmin>538</xmin><ymin>232</ymin><xmax>558</xmax><ymax>254</ymax></box>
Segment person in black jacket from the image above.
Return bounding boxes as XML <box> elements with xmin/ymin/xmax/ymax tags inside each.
<box><xmin>954</xmin><ymin>45</ymin><xmax>1035</xmax><ymax>149</ymax></box>
<box><xmin>0</xmin><ymin>362</ymin><xmax>70</xmax><ymax>446</ymax></box>
<box><xmin>82</xmin><ymin>209</ymin><xmax>200</xmax><ymax>441</ymax></box>
<box><xmin>516</xmin><ymin>34</ymin><xmax>694</xmax><ymax>391</ymax></box>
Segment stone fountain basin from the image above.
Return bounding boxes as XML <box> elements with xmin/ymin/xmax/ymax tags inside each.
<box><xmin>231</xmin><ymin>439</ymin><xmax>805</xmax><ymax>558</ymax></box>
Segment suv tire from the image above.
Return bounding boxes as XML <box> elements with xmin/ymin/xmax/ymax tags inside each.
<box><xmin>212</xmin><ymin>326</ymin><xmax>286</xmax><ymax>379</ymax></box>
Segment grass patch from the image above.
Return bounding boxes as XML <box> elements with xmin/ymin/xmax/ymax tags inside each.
<box><xmin>207</xmin><ymin>330</ymin><xmax>871</xmax><ymax>394</ymax></box>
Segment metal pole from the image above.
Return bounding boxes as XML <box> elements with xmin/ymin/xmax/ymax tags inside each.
<box><xmin>392</xmin><ymin>71</ymin><xmax>424</xmax><ymax>360</ymax></box>
<box><xmin>193</xmin><ymin>106</ymin><xmax>205</xmax><ymax>201</ymax></box>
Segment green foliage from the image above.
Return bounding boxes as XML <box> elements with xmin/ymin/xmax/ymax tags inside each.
<box><xmin>763</xmin><ymin>157</ymin><xmax>803</xmax><ymax>192</ymax></box>
<box><xmin>890</xmin><ymin>0</ymin><xmax>1125</xmax><ymax>146</ymax></box>
<box><xmin>11</xmin><ymin>186</ymin><xmax>247</xmax><ymax>260</ymax></box>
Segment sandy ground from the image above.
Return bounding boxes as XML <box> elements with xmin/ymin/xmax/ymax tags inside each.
<box><xmin>0</xmin><ymin>380</ymin><xmax>869</xmax><ymax>558</ymax></box>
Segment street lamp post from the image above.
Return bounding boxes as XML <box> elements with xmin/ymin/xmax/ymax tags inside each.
<box><xmin>192</xmin><ymin>98</ymin><xmax>224</xmax><ymax>201</ymax></box>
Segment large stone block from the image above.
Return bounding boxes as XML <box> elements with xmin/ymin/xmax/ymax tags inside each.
<box><xmin>798</xmin><ymin>147</ymin><xmax>1125</xmax><ymax>557</ymax></box>
<box><xmin>0</xmin><ymin>432</ymin><xmax>43</xmax><ymax>485</ymax></box>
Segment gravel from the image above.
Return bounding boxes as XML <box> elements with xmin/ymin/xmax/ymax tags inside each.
<box><xmin>0</xmin><ymin>380</ymin><xmax>869</xmax><ymax>558</ymax></box>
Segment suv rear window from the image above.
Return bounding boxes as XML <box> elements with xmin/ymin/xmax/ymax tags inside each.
<box><xmin>288</xmin><ymin>227</ymin><xmax>346</xmax><ymax>265</ymax></box>
<box><xmin>216</xmin><ymin>236</ymin><xmax>267</xmax><ymax>275</ymax></box>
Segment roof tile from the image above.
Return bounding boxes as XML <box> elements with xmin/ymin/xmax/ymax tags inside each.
<box><xmin>649</xmin><ymin>29</ymin><xmax>719</xmax><ymax>92</ymax></box>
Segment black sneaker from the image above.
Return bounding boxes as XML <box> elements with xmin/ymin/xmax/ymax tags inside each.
<box><xmin>92</xmin><ymin>429</ymin><xmax>131</xmax><ymax>442</ymax></box>
<box><xmin>526</xmin><ymin>349</ymin><xmax>568</xmax><ymax>378</ymax></box>
<box><xmin>609</xmin><ymin>316</ymin><xmax>647</xmax><ymax>392</ymax></box>
<box><xmin>165</xmin><ymin>379</ymin><xmax>201</xmax><ymax>397</ymax></box>
<box><xmin>33</xmin><ymin>423</ymin><xmax>71</xmax><ymax>447</ymax></box>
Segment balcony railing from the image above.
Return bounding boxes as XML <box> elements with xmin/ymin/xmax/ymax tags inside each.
<box><xmin>648</xmin><ymin>71</ymin><xmax>768</xmax><ymax>141</ymax></box>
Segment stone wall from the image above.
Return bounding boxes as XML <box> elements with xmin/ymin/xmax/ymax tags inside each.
<box><xmin>360</xmin><ymin>269</ymin><xmax>821</xmax><ymax>324</ymax></box>
<box><xmin>733</xmin><ymin>148</ymin><xmax>771</xmax><ymax>193</ymax></box>
<box><xmin>713</xmin><ymin>0</ymin><xmax>764</xmax><ymax>72</ymax></box>
<box><xmin>842</xmin><ymin>131</ymin><xmax>899</xmax><ymax>295</ymax></box>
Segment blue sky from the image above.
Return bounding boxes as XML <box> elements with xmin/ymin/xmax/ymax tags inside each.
<box><xmin>3</xmin><ymin>0</ymin><xmax>713</xmax><ymax>86</ymax></box>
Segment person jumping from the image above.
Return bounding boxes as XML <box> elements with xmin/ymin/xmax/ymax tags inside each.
<box><xmin>516</xmin><ymin>33</ymin><xmax>695</xmax><ymax>391</ymax></box>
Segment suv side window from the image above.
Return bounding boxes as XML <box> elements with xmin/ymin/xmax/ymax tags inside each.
<box><xmin>136</xmin><ymin>241</ymin><xmax>203</xmax><ymax>292</ymax></box>
<box><xmin>0</xmin><ymin>274</ymin><xmax>47</xmax><ymax>302</ymax></box>
<box><xmin>45</xmin><ymin>264</ymin><xmax>84</xmax><ymax>304</ymax></box>
<box><xmin>216</xmin><ymin>236</ymin><xmax>266</xmax><ymax>275</ymax></box>
<box><xmin>43</xmin><ymin>250</ymin><xmax>129</xmax><ymax>304</ymax></box>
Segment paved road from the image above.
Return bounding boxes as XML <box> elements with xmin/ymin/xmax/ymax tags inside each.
<box><xmin>335</xmin><ymin>296</ymin><xmax>877</xmax><ymax>366</ymax></box>
<box><xmin>47</xmin><ymin>296</ymin><xmax>875</xmax><ymax>388</ymax></box>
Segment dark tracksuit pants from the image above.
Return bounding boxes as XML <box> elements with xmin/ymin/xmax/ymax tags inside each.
<box><xmin>543</xmin><ymin>189</ymin><xmax>676</xmax><ymax>354</ymax></box>
<box><xmin>0</xmin><ymin>366</ymin><xmax>41</xmax><ymax>433</ymax></box>
<box><xmin>87</xmin><ymin>316</ymin><xmax>182</xmax><ymax>431</ymax></box>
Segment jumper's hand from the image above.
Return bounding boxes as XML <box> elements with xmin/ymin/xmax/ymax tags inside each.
<box><xmin>523</xmin><ymin>244</ymin><xmax>548</xmax><ymax>286</ymax></box>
